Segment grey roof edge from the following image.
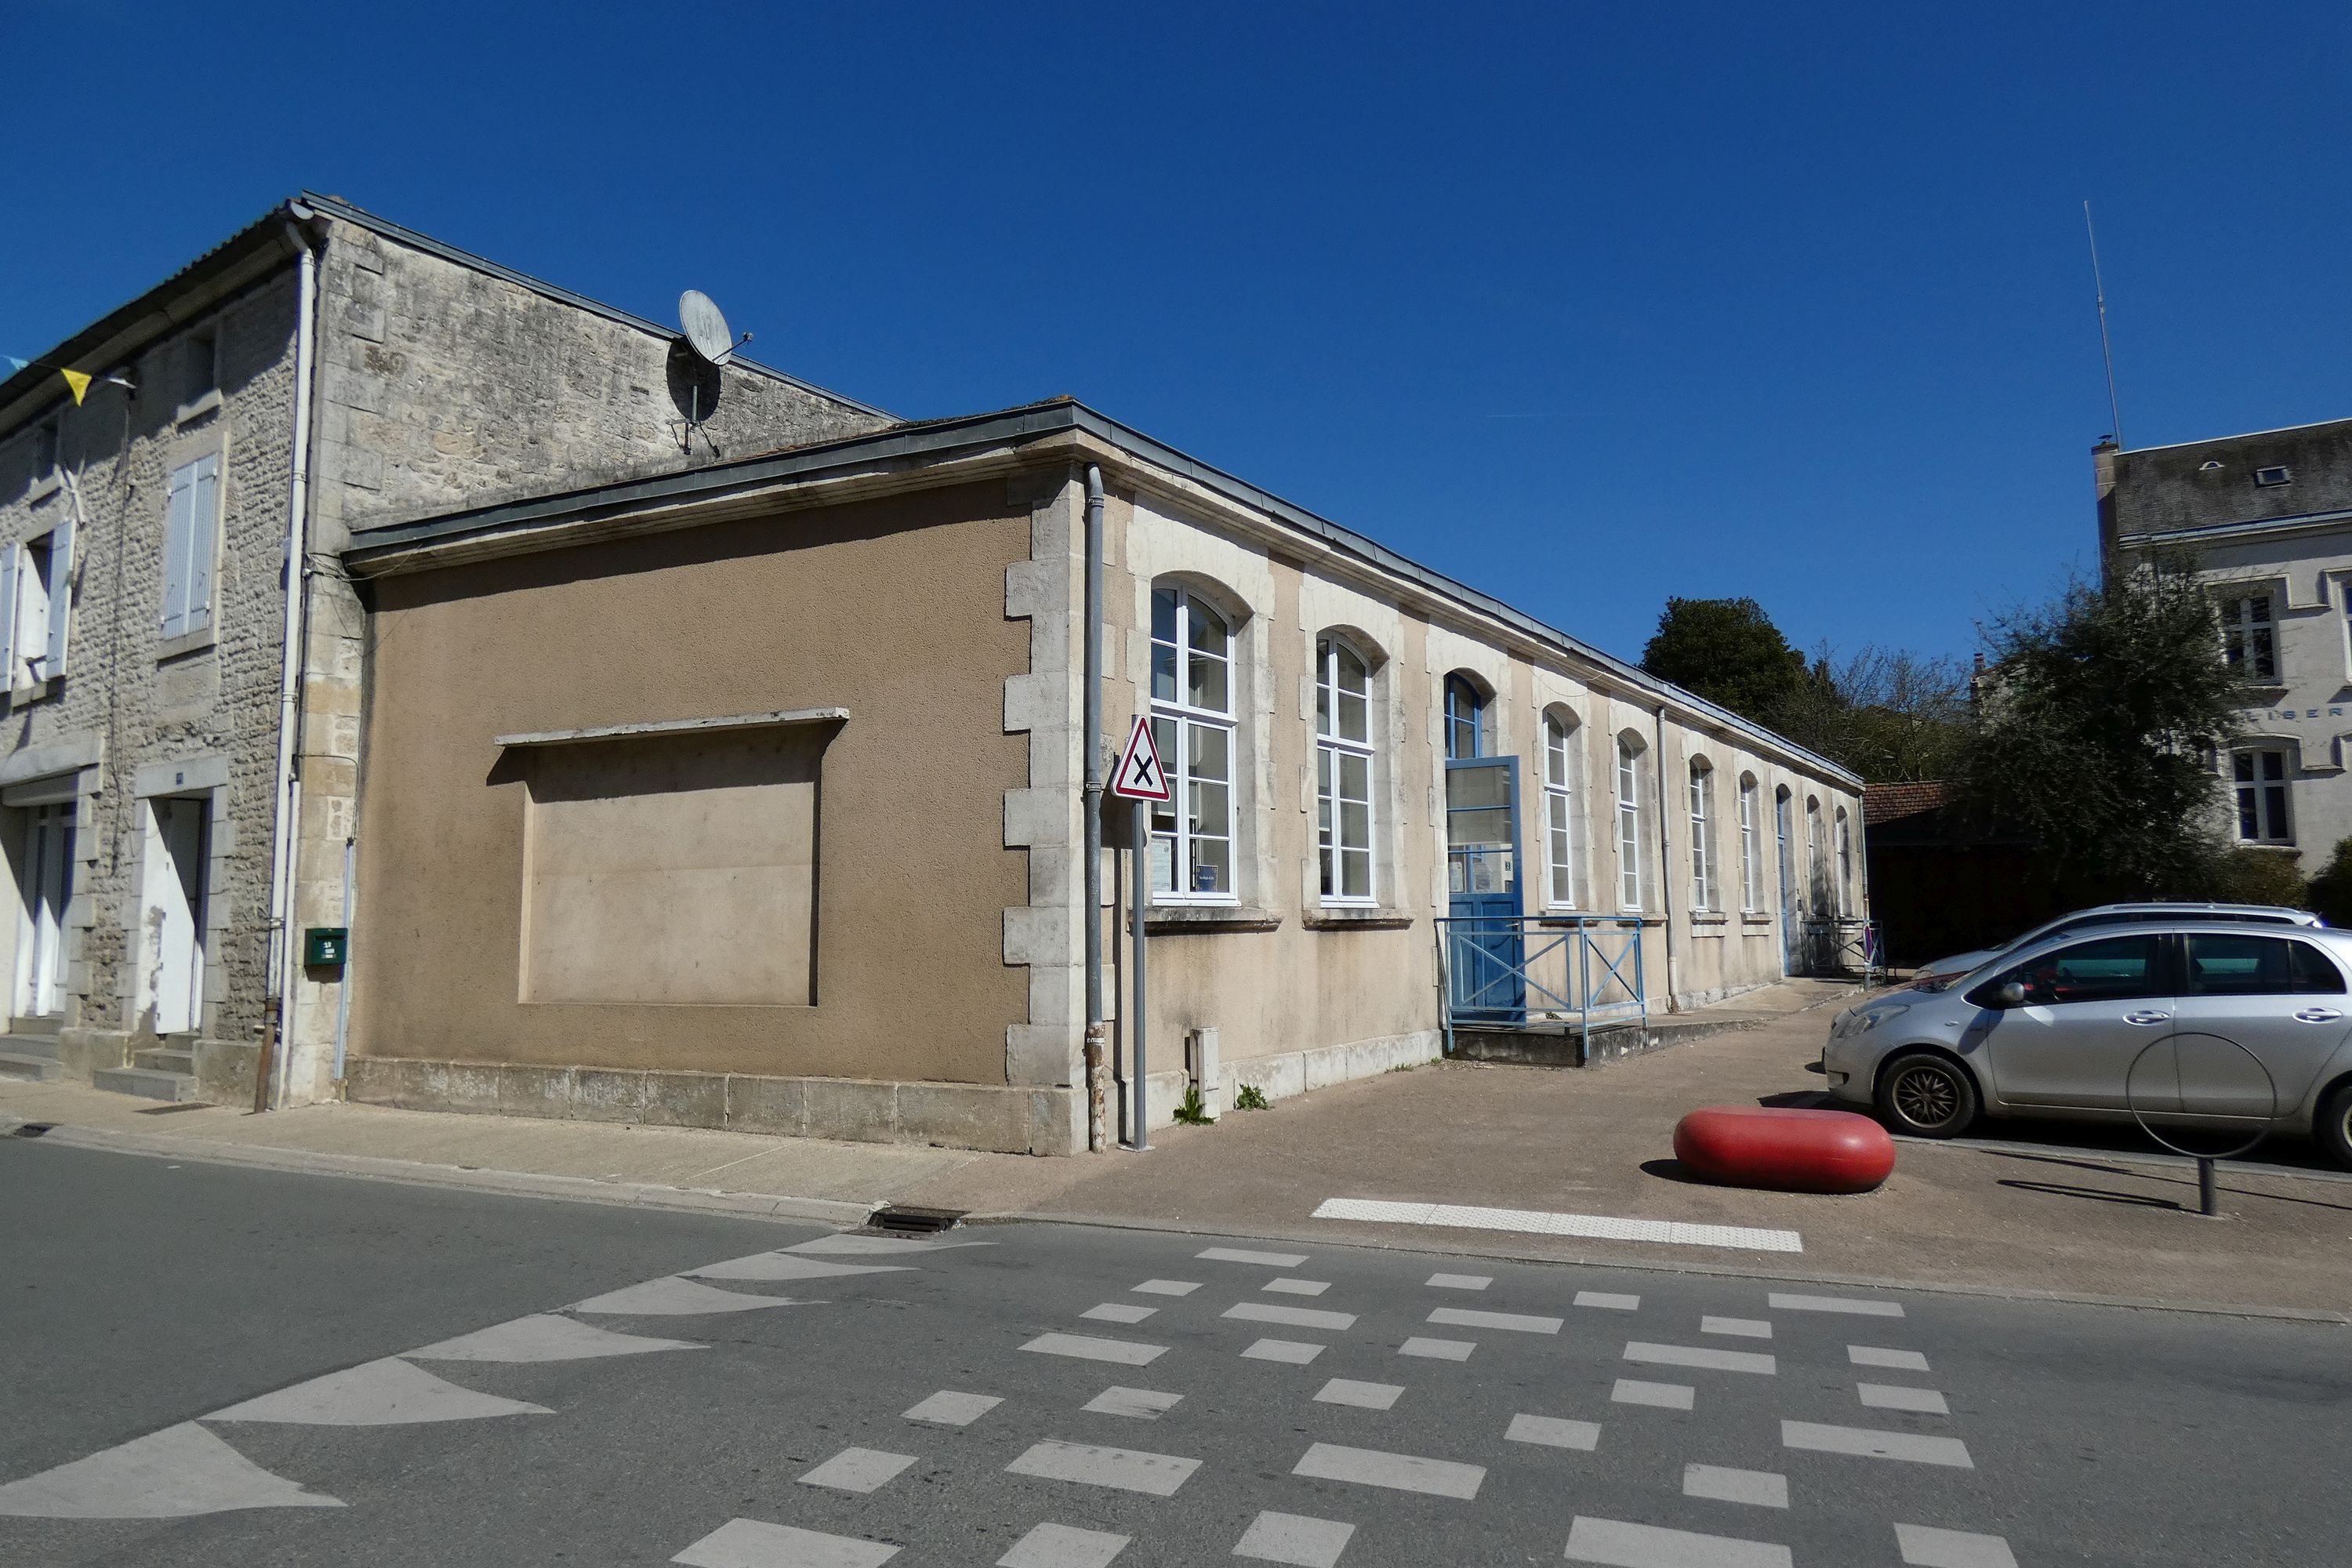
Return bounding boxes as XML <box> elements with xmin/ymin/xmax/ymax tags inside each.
<box><xmin>295</xmin><ymin>192</ymin><xmax>892</xmax><ymax>421</ymax></box>
<box><xmin>495</xmin><ymin>707</ymin><xmax>849</xmax><ymax>748</ymax></box>
<box><xmin>2115</xmin><ymin>506</ymin><xmax>2352</xmax><ymax>549</ymax></box>
<box><xmin>2115</xmin><ymin>414</ymin><xmax>2352</xmax><ymax>457</ymax></box>
<box><xmin>347</xmin><ymin>397</ymin><xmax>1860</xmax><ymax>787</ymax></box>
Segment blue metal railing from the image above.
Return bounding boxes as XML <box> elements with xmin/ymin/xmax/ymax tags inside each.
<box><xmin>1436</xmin><ymin>914</ymin><xmax>1648</xmax><ymax>1062</ymax></box>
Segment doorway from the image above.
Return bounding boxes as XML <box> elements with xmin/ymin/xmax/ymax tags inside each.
<box><xmin>141</xmin><ymin>796</ymin><xmax>209</xmax><ymax>1036</ymax></box>
<box><xmin>1446</xmin><ymin>756</ymin><xmax>1524</xmax><ymax>1022</ymax></box>
<box><xmin>14</xmin><ymin>800</ymin><xmax>73</xmax><ymax>1019</ymax></box>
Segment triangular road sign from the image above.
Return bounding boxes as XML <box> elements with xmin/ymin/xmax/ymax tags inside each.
<box><xmin>1109</xmin><ymin>713</ymin><xmax>1173</xmax><ymax>801</ymax></box>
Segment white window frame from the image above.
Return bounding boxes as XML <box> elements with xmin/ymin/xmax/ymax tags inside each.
<box><xmin>2234</xmin><ymin>748</ymin><xmax>2292</xmax><ymax>844</ymax></box>
<box><xmin>1806</xmin><ymin>799</ymin><xmax>1824</xmax><ymax>916</ymax></box>
<box><xmin>1315</xmin><ymin>634</ymin><xmax>1376</xmax><ymax>906</ymax></box>
<box><xmin>2222</xmin><ymin>593</ymin><xmax>2278</xmax><ymax>682</ymax></box>
<box><xmin>1688</xmin><ymin>759</ymin><xmax>1716</xmax><ymax>912</ymax></box>
<box><xmin>1542</xmin><ymin>713</ymin><xmax>1581</xmax><ymax>909</ymax></box>
<box><xmin>1616</xmin><ymin>737</ymin><xmax>1645</xmax><ymax>913</ymax></box>
<box><xmin>160</xmin><ymin>452</ymin><xmax>220</xmax><ymax>643</ymax></box>
<box><xmin>0</xmin><ymin>520</ymin><xmax>73</xmax><ymax>691</ymax></box>
<box><xmin>1737</xmin><ymin>775</ymin><xmax>1762</xmax><ymax>913</ymax></box>
<box><xmin>1149</xmin><ymin>583</ymin><xmax>1240</xmax><ymax>906</ymax></box>
<box><xmin>1835</xmin><ymin>806</ymin><xmax>1854</xmax><ymax>917</ymax></box>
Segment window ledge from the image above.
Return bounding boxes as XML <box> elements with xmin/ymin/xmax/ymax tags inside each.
<box><xmin>28</xmin><ymin>473</ymin><xmax>62</xmax><ymax>503</ymax></box>
<box><xmin>5</xmin><ymin>676</ymin><xmax>57</xmax><ymax>707</ymax></box>
<box><xmin>1144</xmin><ymin>904</ymin><xmax>1282</xmax><ymax>935</ymax></box>
<box><xmin>1740</xmin><ymin>913</ymin><xmax>1776</xmax><ymax>926</ymax></box>
<box><xmin>157</xmin><ymin>627</ymin><xmax>217</xmax><ymax>662</ymax></box>
<box><xmin>1304</xmin><ymin>906</ymin><xmax>1414</xmax><ymax>931</ymax></box>
<box><xmin>1691</xmin><ymin>912</ymin><xmax>1730</xmax><ymax>924</ymax></box>
<box><xmin>174</xmin><ymin>389</ymin><xmax>223</xmax><ymax>427</ymax></box>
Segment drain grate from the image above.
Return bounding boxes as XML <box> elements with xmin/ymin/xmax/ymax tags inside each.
<box><xmin>864</xmin><ymin>1204</ymin><xmax>967</xmax><ymax>1236</ymax></box>
<box><xmin>10</xmin><ymin>1123</ymin><xmax>53</xmax><ymax>1138</ymax></box>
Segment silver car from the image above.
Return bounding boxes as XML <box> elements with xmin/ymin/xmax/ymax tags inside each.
<box><xmin>1911</xmin><ymin>902</ymin><xmax>2321</xmax><ymax>989</ymax></box>
<box><xmin>1824</xmin><ymin>919</ymin><xmax>2352</xmax><ymax>1167</ymax></box>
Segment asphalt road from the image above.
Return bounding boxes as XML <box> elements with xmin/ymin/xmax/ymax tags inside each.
<box><xmin>4</xmin><ymin>1137</ymin><xmax>2347</xmax><ymax>1566</ymax></box>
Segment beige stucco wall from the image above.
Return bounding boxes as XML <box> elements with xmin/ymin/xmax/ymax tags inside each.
<box><xmin>348</xmin><ymin>481</ymin><xmax>1033</xmax><ymax>1087</ymax></box>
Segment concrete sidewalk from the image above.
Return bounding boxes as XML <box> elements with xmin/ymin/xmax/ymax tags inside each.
<box><xmin>8</xmin><ymin>978</ymin><xmax>2349</xmax><ymax>1319</ymax></box>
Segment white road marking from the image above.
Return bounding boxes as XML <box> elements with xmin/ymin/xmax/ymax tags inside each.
<box><xmin>1234</xmin><ymin>1510</ymin><xmax>1356</xmax><ymax>1566</ymax></box>
<box><xmin>1200</xmin><ymin>1247</ymin><xmax>1310</xmax><ymax>1267</ymax></box>
<box><xmin>1505</xmin><ymin>1414</ymin><xmax>1600</xmax><ymax>1450</ymax></box>
<box><xmin>1766</xmin><ymin>1291</ymin><xmax>1902</xmax><ymax>1317</ymax></box>
<box><xmin>1682</xmin><ymin>1465</ymin><xmax>1788</xmax><ymax>1508</ymax></box>
<box><xmin>798</xmin><ymin>1447</ymin><xmax>916</xmax><ymax>1494</ymax></box>
<box><xmin>905</xmin><ymin>1390</ymin><xmax>1001</xmax><ymax>1426</ymax></box>
<box><xmin>1225</xmin><ymin>1301</ymin><xmax>1356</xmax><ymax>1331</ymax></box>
<box><xmin>572</xmin><ymin>1277</ymin><xmax>805</xmax><ymax>1316</ymax></box>
<box><xmin>408</xmin><ymin>1313</ymin><xmax>704</xmax><ymax>1363</ymax></box>
<box><xmin>1859</xmin><ymin>1384</ymin><xmax>1949</xmax><ymax>1415</ymax></box>
<box><xmin>1612</xmin><ymin>1379</ymin><xmax>1694</xmax><ymax>1410</ymax></box>
<box><xmin>1292</xmin><ymin>1441</ymin><xmax>1484</xmax><ymax>1499</ymax></box>
<box><xmin>1264</xmin><ymin>1278</ymin><xmax>1332</xmax><ymax>1297</ymax></box>
<box><xmin>0</xmin><ymin>1422</ymin><xmax>346</xmax><ymax>1519</ymax></box>
<box><xmin>1316</xmin><ymin>1378</ymin><xmax>1403</xmax><ymax>1410</ymax></box>
<box><xmin>1084</xmin><ymin>1386</ymin><xmax>1183</xmax><ymax>1419</ymax></box>
<box><xmin>1566</xmin><ymin>1515</ymin><xmax>1792</xmax><ymax>1568</ymax></box>
<box><xmin>1022</xmin><ymin>1334</ymin><xmax>1167</xmax><ymax>1367</ymax></box>
<box><xmin>1312</xmin><ymin>1198</ymin><xmax>1802</xmax><ymax>1253</ymax></box>
<box><xmin>688</xmin><ymin>1253</ymin><xmax>913</xmax><ymax>1283</ymax></box>
<box><xmin>1700</xmin><ymin>1317</ymin><xmax>1770</xmax><ymax>1340</ymax></box>
<box><xmin>1850</xmin><ymin>1345</ymin><xmax>1931</xmax><ymax>1371</ymax></box>
<box><xmin>1577</xmin><ymin>1291</ymin><xmax>1642</xmax><ymax>1311</ymax></box>
<box><xmin>1427</xmin><ymin>1272</ymin><xmax>1491</xmax><ymax>1290</ymax></box>
<box><xmin>789</xmin><ymin>1234</ymin><xmax>987</xmax><ymax>1258</ymax></box>
<box><xmin>1428</xmin><ymin>1306</ymin><xmax>1562</xmax><ymax>1334</ymax></box>
<box><xmin>999</xmin><ymin>1522</ymin><xmax>1131</xmax><ymax>1568</ymax></box>
<box><xmin>1624</xmin><ymin>1341</ymin><xmax>1776</xmax><ymax>1376</ymax></box>
<box><xmin>1243</xmin><ymin>1338</ymin><xmax>1326</xmax><ymax>1364</ymax></box>
<box><xmin>1895</xmin><ymin>1523</ymin><xmax>2020</xmax><ymax>1568</ymax></box>
<box><xmin>1006</xmin><ymin>1439</ymin><xmax>1201</xmax><ymax>1497</ymax></box>
<box><xmin>1399</xmin><ymin>1337</ymin><xmax>1475</xmax><ymax>1361</ymax></box>
<box><xmin>204</xmin><ymin>1358</ymin><xmax>551</xmax><ymax>1425</ymax></box>
<box><xmin>1133</xmin><ymin>1279</ymin><xmax>1201</xmax><ymax>1297</ymax></box>
<box><xmin>671</xmin><ymin>1517</ymin><xmax>899</xmax><ymax>1568</ymax></box>
<box><xmin>1082</xmin><ymin>1303</ymin><xmax>1159</xmax><ymax>1325</ymax></box>
<box><xmin>1781</xmin><ymin>1421</ymin><xmax>1973</xmax><ymax>1468</ymax></box>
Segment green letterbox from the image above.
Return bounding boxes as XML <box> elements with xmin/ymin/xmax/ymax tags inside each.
<box><xmin>303</xmin><ymin>927</ymin><xmax>348</xmax><ymax>967</ymax></box>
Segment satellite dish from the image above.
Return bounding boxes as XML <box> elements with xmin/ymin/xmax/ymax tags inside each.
<box><xmin>678</xmin><ymin>290</ymin><xmax>735</xmax><ymax>367</ymax></box>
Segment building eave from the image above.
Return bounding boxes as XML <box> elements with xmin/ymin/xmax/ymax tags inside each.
<box><xmin>2114</xmin><ymin>506</ymin><xmax>2352</xmax><ymax>550</ymax></box>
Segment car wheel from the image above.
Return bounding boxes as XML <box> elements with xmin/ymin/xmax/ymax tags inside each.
<box><xmin>2317</xmin><ymin>1083</ymin><xmax>2352</xmax><ymax>1171</ymax></box>
<box><xmin>1876</xmin><ymin>1052</ymin><xmax>1979</xmax><ymax>1138</ymax></box>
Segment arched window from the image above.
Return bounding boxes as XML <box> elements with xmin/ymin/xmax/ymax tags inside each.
<box><xmin>1805</xmin><ymin>796</ymin><xmax>1824</xmax><ymax>916</ymax></box>
<box><xmin>1316</xmin><ymin>635</ymin><xmax>1375</xmax><ymax>904</ymax></box>
<box><xmin>1616</xmin><ymin>735</ymin><xmax>1646</xmax><ymax>912</ymax></box>
<box><xmin>1444</xmin><ymin>673</ymin><xmax>1488</xmax><ymax>760</ymax></box>
<box><xmin>1835</xmin><ymin>805</ymin><xmax>1853</xmax><ymax>918</ymax></box>
<box><xmin>1542</xmin><ymin>711</ymin><xmax>1581</xmax><ymax>909</ymax></box>
<box><xmin>1149</xmin><ymin>582</ymin><xmax>1235</xmax><ymax>901</ymax></box>
<box><xmin>1737</xmin><ymin>774</ymin><xmax>1762</xmax><ymax>913</ymax></box>
<box><xmin>1688</xmin><ymin>757</ymin><xmax>1716</xmax><ymax>912</ymax></box>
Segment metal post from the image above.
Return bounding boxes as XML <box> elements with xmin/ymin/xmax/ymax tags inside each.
<box><xmin>1130</xmin><ymin>800</ymin><xmax>1151</xmax><ymax>1151</ymax></box>
<box><xmin>2198</xmin><ymin>1156</ymin><xmax>2218</xmax><ymax>1217</ymax></box>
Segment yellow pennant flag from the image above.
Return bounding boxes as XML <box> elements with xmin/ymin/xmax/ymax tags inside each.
<box><xmin>59</xmin><ymin>368</ymin><xmax>91</xmax><ymax>405</ymax></box>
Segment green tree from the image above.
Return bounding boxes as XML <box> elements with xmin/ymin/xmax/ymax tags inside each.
<box><xmin>1639</xmin><ymin>597</ymin><xmax>1806</xmax><ymax>721</ymax></box>
<box><xmin>1959</xmin><ymin>555</ymin><xmax>2246</xmax><ymax>896</ymax></box>
<box><xmin>2302</xmin><ymin>838</ymin><xmax>2352</xmax><ymax>924</ymax></box>
<box><xmin>1763</xmin><ymin>644</ymin><xmax>1970</xmax><ymax>783</ymax></box>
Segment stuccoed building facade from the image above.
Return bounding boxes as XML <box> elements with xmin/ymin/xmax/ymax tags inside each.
<box><xmin>341</xmin><ymin>401</ymin><xmax>1867</xmax><ymax>1154</ymax></box>
<box><xmin>2100</xmin><ymin>418</ymin><xmax>2352</xmax><ymax>871</ymax></box>
<box><xmin>0</xmin><ymin>194</ymin><xmax>885</xmax><ymax>1102</ymax></box>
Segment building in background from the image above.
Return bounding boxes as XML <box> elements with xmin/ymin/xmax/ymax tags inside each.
<box><xmin>0</xmin><ymin>195</ymin><xmax>887</xmax><ymax>1102</ymax></box>
<box><xmin>2100</xmin><ymin>418</ymin><xmax>2352</xmax><ymax>872</ymax></box>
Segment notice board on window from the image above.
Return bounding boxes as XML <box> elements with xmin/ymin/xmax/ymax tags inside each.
<box><xmin>518</xmin><ymin>725</ymin><xmax>823</xmax><ymax>1007</ymax></box>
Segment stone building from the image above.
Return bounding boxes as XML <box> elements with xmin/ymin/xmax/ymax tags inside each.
<box><xmin>342</xmin><ymin>401</ymin><xmax>1868</xmax><ymax>1153</ymax></box>
<box><xmin>2100</xmin><ymin>418</ymin><xmax>2352</xmax><ymax>873</ymax></box>
<box><xmin>0</xmin><ymin>194</ymin><xmax>887</xmax><ymax>1100</ymax></box>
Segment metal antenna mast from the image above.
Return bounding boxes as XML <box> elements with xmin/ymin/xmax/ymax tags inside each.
<box><xmin>2083</xmin><ymin>200</ymin><xmax>2125</xmax><ymax>448</ymax></box>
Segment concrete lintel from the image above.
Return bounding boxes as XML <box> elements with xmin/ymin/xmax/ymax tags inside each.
<box><xmin>494</xmin><ymin>707</ymin><xmax>848</xmax><ymax>749</ymax></box>
<box><xmin>132</xmin><ymin>754</ymin><xmax>230</xmax><ymax>797</ymax></box>
<box><xmin>0</xmin><ymin>730</ymin><xmax>102</xmax><ymax>787</ymax></box>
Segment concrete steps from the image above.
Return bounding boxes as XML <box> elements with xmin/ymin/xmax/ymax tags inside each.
<box><xmin>0</xmin><ymin>1033</ymin><xmax>63</xmax><ymax>1082</ymax></box>
<box><xmin>91</xmin><ymin>1065</ymin><xmax>198</xmax><ymax>1102</ymax></box>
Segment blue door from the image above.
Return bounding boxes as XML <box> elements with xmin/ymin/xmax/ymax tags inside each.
<box><xmin>1446</xmin><ymin>757</ymin><xmax>1525</xmax><ymax>1022</ymax></box>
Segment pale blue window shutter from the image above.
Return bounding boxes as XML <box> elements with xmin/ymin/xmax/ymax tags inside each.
<box><xmin>0</xmin><ymin>543</ymin><xmax>20</xmax><ymax>684</ymax></box>
<box><xmin>185</xmin><ymin>453</ymin><xmax>218</xmax><ymax>635</ymax></box>
<box><xmin>42</xmin><ymin>516</ymin><xmax>73</xmax><ymax>677</ymax></box>
<box><xmin>160</xmin><ymin>460</ymin><xmax>194</xmax><ymax>638</ymax></box>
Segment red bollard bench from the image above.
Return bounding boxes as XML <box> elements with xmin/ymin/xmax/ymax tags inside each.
<box><xmin>1671</xmin><ymin>1105</ymin><xmax>1896</xmax><ymax>1194</ymax></box>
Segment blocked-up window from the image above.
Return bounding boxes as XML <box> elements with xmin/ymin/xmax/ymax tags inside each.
<box><xmin>160</xmin><ymin>453</ymin><xmax>219</xmax><ymax>640</ymax></box>
<box><xmin>519</xmin><ymin>726</ymin><xmax>825</xmax><ymax>1006</ymax></box>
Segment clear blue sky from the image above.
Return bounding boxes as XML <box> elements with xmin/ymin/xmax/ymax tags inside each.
<box><xmin>7</xmin><ymin>2</ymin><xmax>2347</xmax><ymax>666</ymax></box>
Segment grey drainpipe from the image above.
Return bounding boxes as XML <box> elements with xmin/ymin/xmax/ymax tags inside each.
<box><xmin>1653</xmin><ymin>704</ymin><xmax>1679</xmax><ymax>1013</ymax></box>
<box><xmin>1081</xmin><ymin>466</ymin><xmax>1108</xmax><ymax>1150</ymax></box>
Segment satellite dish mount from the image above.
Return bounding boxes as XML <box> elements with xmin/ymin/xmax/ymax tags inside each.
<box><xmin>670</xmin><ymin>289</ymin><xmax>753</xmax><ymax>455</ymax></box>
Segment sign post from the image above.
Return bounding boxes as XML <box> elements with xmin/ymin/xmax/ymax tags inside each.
<box><xmin>1109</xmin><ymin>713</ymin><xmax>1171</xmax><ymax>1152</ymax></box>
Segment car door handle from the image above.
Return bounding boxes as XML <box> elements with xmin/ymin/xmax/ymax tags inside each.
<box><xmin>2123</xmin><ymin>1011</ymin><xmax>2171</xmax><ymax>1025</ymax></box>
<box><xmin>2296</xmin><ymin>1008</ymin><xmax>2344</xmax><ymax>1023</ymax></box>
